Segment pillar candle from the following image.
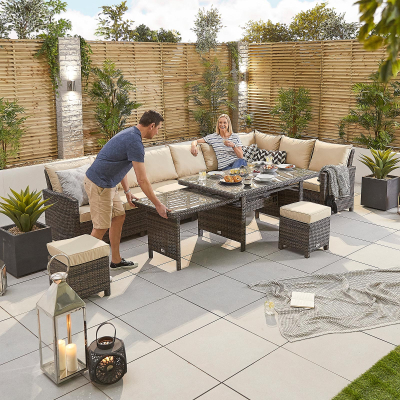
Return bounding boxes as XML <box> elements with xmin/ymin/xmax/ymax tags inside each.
<box><xmin>58</xmin><ymin>340</ymin><xmax>66</xmax><ymax>373</ymax></box>
<box><xmin>66</xmin><ymin>343</ymin><xmax>78</xmax><ymax>373</ymax></box>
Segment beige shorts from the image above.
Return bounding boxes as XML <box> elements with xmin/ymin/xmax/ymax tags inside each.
<box><xmin>84</xmin><ymin>176</ymin><xmax>125</xmax><ymax>230</ymax></box>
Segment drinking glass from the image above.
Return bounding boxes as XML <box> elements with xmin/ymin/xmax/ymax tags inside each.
<box><xmin>198</xmin><ymin>170</ymin><xmax>207</xmax><ymax>181</ymax></box>
<box><xmin>264</xmin><ymin>300</ymin><xmax>275</xmax><ymax>316</ymax></box>
<box><xmin>265</xmin><ymin>155</ymin><xmax>273</xmax><ymax>165</ymax></box>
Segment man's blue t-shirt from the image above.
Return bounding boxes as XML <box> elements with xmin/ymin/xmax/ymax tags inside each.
<box><xmin>86</xmin><ymin>126</ymin><xmax>144</xmax><ymax>188</ymax></box>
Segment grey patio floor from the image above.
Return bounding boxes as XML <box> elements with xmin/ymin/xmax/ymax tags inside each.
<box><xmin>1</xmin><ymin>185</ymin><xmax>400</xmax><ymax>399</ymax></box>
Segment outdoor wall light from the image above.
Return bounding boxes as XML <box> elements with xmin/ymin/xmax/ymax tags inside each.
<box><xmin>67</xmin><ymin>80</ymin><xmax>76</xmax><ymax>91</ymax></box>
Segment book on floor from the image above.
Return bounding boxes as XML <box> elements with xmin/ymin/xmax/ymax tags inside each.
<box><xmin>290</xmin><ymin>291</ymin><xmax>315</xmax><ymax>308</ymax></box>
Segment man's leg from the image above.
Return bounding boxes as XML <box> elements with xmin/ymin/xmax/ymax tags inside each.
<box><xmin>109</xmin><ymin>214</ymin><xmax>125</xmax><ymax>264</ymax></box>
<box><xmin>91</xmin><ymin>228</ymin><xmax>108</xmax><ymax>240</ymax></box>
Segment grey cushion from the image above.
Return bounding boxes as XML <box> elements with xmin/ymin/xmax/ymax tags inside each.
<box><xmin>56</xmin><ymin>164</ymin><xmax>90</xmax><ymax>206</ymax></box>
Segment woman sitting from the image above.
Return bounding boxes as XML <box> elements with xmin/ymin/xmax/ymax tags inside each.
<box><xmin>190</xmin><ymin>114</ymin><xmax>247</xmax><ymax>170</ymax></box>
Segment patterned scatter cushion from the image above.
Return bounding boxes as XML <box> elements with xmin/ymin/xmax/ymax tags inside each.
<box><xmin>56</xmin><ymin>164</ymin><xmax>90</xmax><ymax>206</ymax></box>
<box><xmin>243</xmin><ymin>144</ymin><xmax>286</xmax><ymax>164</ymax></box>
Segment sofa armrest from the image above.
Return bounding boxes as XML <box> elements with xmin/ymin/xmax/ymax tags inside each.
<box><xmin>42</xmin><ymin>188</ymin><xmax>81</xmax><ymax>240</ymax></box>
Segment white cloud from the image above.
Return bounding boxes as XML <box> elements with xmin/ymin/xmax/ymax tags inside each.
<box><xmin>11</xmin><ymin>0</ymin><xmax>360</xmax><ymax>42</ymax></box>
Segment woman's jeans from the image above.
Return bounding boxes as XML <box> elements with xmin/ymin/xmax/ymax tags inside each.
<box><xmin>222</xmin><ymin>158</ymin><xmax>247</xmax><ymax>170</ymax></box>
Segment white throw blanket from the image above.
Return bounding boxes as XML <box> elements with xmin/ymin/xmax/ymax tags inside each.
<box><xmin>249</xmin><ymin>268</ymin><xmax>400</xmax><ymax>342</ymax></box>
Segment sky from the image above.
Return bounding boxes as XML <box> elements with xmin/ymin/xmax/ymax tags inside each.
<box><xmin>55</xmin><ymin>0</ymin><xmax>361</xmax><ymax>42</ymax></box>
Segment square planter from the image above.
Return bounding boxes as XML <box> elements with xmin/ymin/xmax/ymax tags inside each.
<box><xmin>0</xmin><ymin>222</ymin><xmax>52</xmax><ymax>278</ymax></box>
<box><xmin>361</xmin><ymin>175</ymin><xmax>400</xmax><ymax>211</ymax></box>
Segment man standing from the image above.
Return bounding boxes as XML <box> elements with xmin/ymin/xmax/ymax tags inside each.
<box><xmin>84</xmin><ymin>110</ymin><xmax>168</xmax><ymax>270</ymax></box>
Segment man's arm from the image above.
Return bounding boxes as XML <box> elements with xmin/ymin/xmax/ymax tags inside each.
<box><xmin>132</xmin><ymin>161</ymin><xmax>168</xmax><ymax>218</ymax></box>
<box><xmin>121</xmin><ymin>174</ymin><xmax>137</xmax><ymax>208</ymax></box>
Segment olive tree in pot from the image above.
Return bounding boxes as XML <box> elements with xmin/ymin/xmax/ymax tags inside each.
<box><xmin>0</xmin><ymin>187</ymin><xmax>53</xmax><ymax>278</ymax></box>
<box><xmin>360</xmin><ymin>149</ymin><xmax>400</xmax><ymax>211</ymax></box>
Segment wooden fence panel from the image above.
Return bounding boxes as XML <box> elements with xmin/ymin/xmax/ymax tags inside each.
<box><xmin>0</xmin><ymin>39</ymin><xmax>57</xmax><ymax>167</ymax></box>
<box><xmin>248</xmin><ymin>40</ymin><xmax>397</xmax><ymax>147</ymax></box>
<box><xmin>82</xmin><ymin>41</ymin><xmax>230</xmax><ymax>154</ymax></box>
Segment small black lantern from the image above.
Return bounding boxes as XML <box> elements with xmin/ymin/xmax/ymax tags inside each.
<box><xmin>87</xmin><ymin>322</ymin><xmax>127</xmax><ymax>384</ymax></box>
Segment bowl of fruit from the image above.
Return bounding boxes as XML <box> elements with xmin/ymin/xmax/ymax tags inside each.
<box><xmin>260</xmin><ymin>164</ymin><xmax>278</xmax><ymax>174</ymax></box>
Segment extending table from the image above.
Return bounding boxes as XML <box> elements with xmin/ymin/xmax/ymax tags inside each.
<box><xmin>178</xmin><ymin>168</ymin><xmax>319</xmax><ymax>252</ymax></box>
<box><xmin>133</xmin><ymin>188</ymin><xmax>232</xmax><ymax>270</ymax></box>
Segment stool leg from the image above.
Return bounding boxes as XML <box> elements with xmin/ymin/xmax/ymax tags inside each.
<box><xmin>255</xmin><ymin>211</ymin><xmax>260</xmax><ymax>219</ymax></box>
<box><xmin>104</xmin><ymin>288</ymin><xmax>111</xmax><ymax>296</ymax></box>
<box><xmin>148</xmin><ymin>249</ymin><xmax>153</xmax><ymax>258</ymax></box>
<box><xmin>304</xmin><ymin>251</ymin><xmax>310</xmax><ymax>258</ymax></box>
<box><xmin>198</xmin><ymin>228</ymin><xmax>203</xmax><ymax>237</ymax></box>
<box><xmin>278</xmin><ymin>242</ymin><xmax>284</xmax><ymax>250</ymax></box>
<box><xmin>323</xmin><ymin>244</ymin><xmax>329</xmax><ymax>250</ymax></box>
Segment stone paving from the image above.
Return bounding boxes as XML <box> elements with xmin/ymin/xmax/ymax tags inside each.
<box><xmin>1</xmin><ymin>186</ymin><xmax>400</xmax><ymax>399</ymax></box>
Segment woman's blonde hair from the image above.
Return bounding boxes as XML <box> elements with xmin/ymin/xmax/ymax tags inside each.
<box><xmin>215</xmin><ymin>114</ymin><xmax>233</xmax><ymax>136</ymax></box>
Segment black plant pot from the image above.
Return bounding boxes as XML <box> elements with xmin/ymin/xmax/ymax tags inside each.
<box><xmin>361</xmin><ymin>175</ymin><xmax>400</xmax><ymax>211</ymax></box>
<box><xmin>0</xmin><ymin>222</ymin><xmax>52</xmax><ymax>278</ymax></box>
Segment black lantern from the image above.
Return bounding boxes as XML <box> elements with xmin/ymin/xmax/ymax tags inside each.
<box><xmin>87</xmin><ymin>322</ymin><xmax>127</xmax><ymax>384</ymax></box>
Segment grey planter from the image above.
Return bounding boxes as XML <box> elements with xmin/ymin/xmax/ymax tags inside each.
<box><xmin>0</xmin><ymin>222</ymin><xmax>52</xmax><ymax>278</ymax></box>
<box><xmin>361</xmin><ymin>175</ymin><xmax>400</xmax><ymax>211</ymax></box>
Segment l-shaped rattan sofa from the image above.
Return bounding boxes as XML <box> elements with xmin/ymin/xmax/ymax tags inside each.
<box><xmin>42</xmin><ymin>130</ymin><xmax>355</xmax><ymax>241</ymax></box>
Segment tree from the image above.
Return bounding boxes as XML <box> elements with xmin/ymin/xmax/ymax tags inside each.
<box><xmin>191</xmin><ymin>6</ymin><xmax>223</xmax><ymax>54</ymax></box>
<box><xmin>0</xmin><ymin>16</ymin><xmax>11</xmax><ymax>38</ymax></box>
<box><xmin>357</xmin><ymin>0</ymin><xmax>400</xmax><ymax>82</ymax></box>
<box><xmin>95</xmin><ymin>1</ymin><xmax>135</xmax><ymax>41</ymax></box>
<box><xmin>242</xmin><ymin>20</ymin><xmax>294</xmax><ymax>43</ymax></box>
<box><xmin>338</xmin><ymin>71</ymin><xmax>400</xmax><ymax>150</ymax></box>
<box><xmin>0</xmin><ymin>98</ymin><xmax>28</xmax><ymax>169</ymax></box>
<box><xmin>157</xmin><ymin>28</ymin><xmax>181</xmax><ymax>43</ymax></box>
<box><xmin>89</xmin><ymin>59</ymin><xmax>142</xmax><ymax>146</ymax></box>
<box><xmin>270</xmin><ymin>87</ymin><xmax>312</xmax><ymax>138</ymax></box>
<box><xmin>289</xmin><ymin>3</ymin><xmax>358</xmax><ymax>41</ymax></box>
<box><xmin>131</xmin><ymin>24</ymin><xmax>157</xmax><ymax>42</ymax></box>
<box><xmin>188</xmin><ymin>58</ymin><xmax>235</xmax><ymax>135</ymax></box>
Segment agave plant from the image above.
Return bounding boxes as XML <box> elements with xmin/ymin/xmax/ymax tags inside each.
<box><xmin>0</xmin><ymin>187</ymin><xmax>53</xmax><ymax>232</ymax></box>
<box><xmin>359</xmin><ymin>149</ymin><xmax>400</xmax><ymax>180</ymax></box>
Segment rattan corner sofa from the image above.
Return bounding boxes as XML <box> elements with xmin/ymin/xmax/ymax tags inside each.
<box><xmin>42</xmin><ymin>130</ymin><xmax>355</xmax><ymax>241</ymax></box>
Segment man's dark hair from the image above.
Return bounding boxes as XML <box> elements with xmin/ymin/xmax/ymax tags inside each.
<box><xmin>139</xmin><ymin>110</ymin><xmax>164</xmax><ymax>127</ymax></box>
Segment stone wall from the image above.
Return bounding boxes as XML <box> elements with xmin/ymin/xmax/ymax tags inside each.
<box><xmin>237</xmin><ymin>42</ymin><xmax>249</xmax><ymax>131</ymax></box>
<box><xmin>55</xmin><ymin>37</ymin><xmax>84</xmax><ymax>159</ymax></box>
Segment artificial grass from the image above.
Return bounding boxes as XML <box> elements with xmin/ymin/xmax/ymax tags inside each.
<box><xmin>333</xmin><ymin>346</ymin><xmax>400</xmax><ymax>400</ymax></box>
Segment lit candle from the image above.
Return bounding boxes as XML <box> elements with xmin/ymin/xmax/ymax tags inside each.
<box><xmin>58</xmin><ymin>340</ymin><xmax>66</xmax><ymax>373</ymax></box>
<box><xmin>66</xmin><ymin>343</ymin><xmax>78</xmax><ymax>373</ymax></box>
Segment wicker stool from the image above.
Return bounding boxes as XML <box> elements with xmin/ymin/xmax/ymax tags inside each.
<box><xmin>47</xmin><ymin>234</ymin><xmax>111</xmax><ymax>298</ymax></box>
<box><xmin>278</xmin><ymin>201</ymin><xmax>331</xmax><ymax>258</ymax></box>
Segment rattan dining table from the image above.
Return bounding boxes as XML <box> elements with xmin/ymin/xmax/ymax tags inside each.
<box><xmin>178</xmin><ymin>168</ymin><xmax>319</xmax><ymax>252</ymax></box>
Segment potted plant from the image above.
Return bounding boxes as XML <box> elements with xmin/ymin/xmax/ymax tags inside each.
<box><xmin>269</xmin><ymin>87</ymin><xmax>312</xmax><ymax>138</ymax></box>
<box><xmin>360</xmin><ymin>149</ymin><xmax>400</xmax><ymax>211</ymax></box>
<box><xmin>243</xmin><ymin>113</ymin><xmax>253</xmax><ymax>133</ymax></box>
<box><xmin>0</xmin><ymin>187</ymin><xmax>53</xmax><ymax>278</ymax></box>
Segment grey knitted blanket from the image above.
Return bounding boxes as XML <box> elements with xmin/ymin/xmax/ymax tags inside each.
<box><xmin>320</xmin><ymin>165</ymin><xmax>350</xmax><ymax>199</ymax></box>
<box><xmin>249</xmin><ymin>268</ymin><xmax>400</xmax><ymax>342</ymax></box>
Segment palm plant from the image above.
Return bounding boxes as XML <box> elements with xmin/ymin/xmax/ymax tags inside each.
<box><xmin>338</xmin><ymin>71</ymin><xmax>400</xmax><ymax>150</ymax></box>
<box><xmin>0</xmin><ymin>186</ymin><xmax>53</xmax><ymax>232</ymax></box>
<box><xmin>360</xmin><ymin>148</ymin><xmax>400</xmax><ymax>179</ymax></box>
<box><xmin>189</xmin><ymin>57</ymin><xmax>235</xmax><ymax>135</ymax></box>
<box><xmin>89</xmin><ymin>59</ymin><xmax>142</xmax><ymax>147</ymax></box>
<box><xmin>270</xmin><ymin>87</ymin><xmax>312</xmax><ymax>138</ymax></box>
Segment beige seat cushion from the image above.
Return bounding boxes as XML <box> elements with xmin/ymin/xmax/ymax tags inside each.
<box><xmin>169</xmin><ymin>144</ymin><xmax>207</xmax><ymax>177</ymax></box>
<box><xmin>144</xmin><ymin>147</ymin><xmax>178</xmax><ymax>183</ymax></box>
<box><xmin>280</xmin><ymin>201</ymin><xmax>331</xmax><ymax>224</ymax></box>
<box><xmin>118</xmin><ymin>187</ymin><xmax>151</xmax><ymax>210</ymax></box>
<box><xmin>303</xmin><ymin>177</ymin><xmax>320</xmax><ymax>192</ymax></box>
<box><xmin>308</xmin><ymin>140</ymin><xmax>353</xmax><ymax>172</ymax></box>
<box><xmin>237</xmin><ymin>132</ymin><xmax>255</xmax><ymax>146</ymax></box>
<box><xmin>279</xmin><ymin>137</ymin><xmax>316</xmax><ymax>169</ymax></box>
<box><xmin>47</xmin><ymin>234</ymin><xmax>110</xmax><ymax>266</ymax></box>
<box><xmin>79</xmin><ymin>205</ymin><xmax>92</xmax><ymax>223</ymax></box>
<box><xmin>254</xmin><ymin>130</ymin><xmax>281</xmax><ymax>151</ymax></box>
<box><xmin>199</xmin><ymin>143</ymin><xmax>218</xmax><ymax>172</ymax></box>
<box><xmin>45</xmin><ymin>158</ymin><xmax>91</xmax><ymax>193</ymax></box>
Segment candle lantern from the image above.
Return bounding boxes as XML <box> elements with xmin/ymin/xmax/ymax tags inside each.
<box><xmin>36</xmin><ymin>254</ymin><xmax>88</xmax><ymax>384</ymax></box>
<box><xmin>88</xmin><ymin>322</ymin><xmax>127</xmax><ymax>384</ymax></box>
<box><xmin>0</xmin><ymin>259</ymin><xmax>6</xmax><ymax>296</ymax></box>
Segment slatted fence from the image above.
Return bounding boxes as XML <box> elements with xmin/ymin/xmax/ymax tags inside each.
<box><xmin>0</xmin><ymin>40</ymin><xmax>58</xmax><ymax>166</ymax></box>
<box><xmin>82</xmin><ymin>42</ymin><xmax>231</xmax><ymax>155</ymax></box>
<box><xmin>247</xmin><ymin>41</ymin><xmax>394</xmax><ymax>146</ymax></box>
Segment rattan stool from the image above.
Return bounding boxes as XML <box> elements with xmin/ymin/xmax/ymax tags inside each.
<box><xmin>47</xmin><ymin>234</ymin><xmax>111</xmax><ymax>298</ymax></box>
<box><xmin>278</xmin><ymin>201</ymin><xmax>331</xmax><ymax>258</ymax></box>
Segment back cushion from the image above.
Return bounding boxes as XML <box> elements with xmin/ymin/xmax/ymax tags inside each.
<box><xmin>169</xmin><ymin>144</ymin><xmax>207</xmax><ymax>177</ymax></box>
<box><xmin>254</xmin><ymin>130</ymin><xmax>281</xmax><ymax>151</ymax></box>
<box><xmin>237</xmin><ymin>132</ymin><xmax>255</xmax><ymax>146</ymax></box>
<box><xmin>279</xmin><ymin>136</ymin><xmax>316</xmax><ymax>169</ymax></box>
<box><xmin>308</xmin><ymin>140</ymin><xmax>353</xmax><ymax>172</ymax></box>
<box><xmin>45</xmin><ymin>158</ymin><xmax>91</xmax><ymax>193</ymax></box>
<box><xmin>199</xmin><ymin>143</ymin><xmax>218</xmax><ymax>171</ymax></box>
<box><xmin>144</xmin><ymin>147</ymin><xmax>178</xmax><ymax>183</ymax></box>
